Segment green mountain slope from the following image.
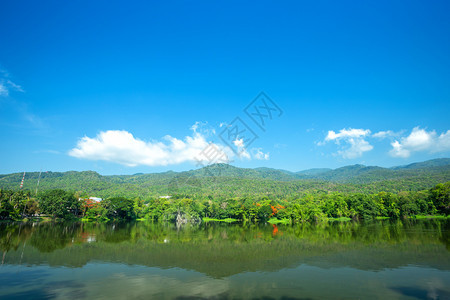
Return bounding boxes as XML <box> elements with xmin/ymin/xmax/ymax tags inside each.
<box><xmin>0</xmin><ymin>159</ymin><xmax>449</xmax><ymax>199</ymax></box>
<box><xmin>391</xmin><ymin>158</ymin><xmax>450</xmax><ymax>170</ymax></box>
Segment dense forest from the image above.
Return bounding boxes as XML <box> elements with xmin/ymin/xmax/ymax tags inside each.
<box><xmin>0</xmin><ymin>183</ymin><xmax>448</xmax><ymax>223</ymax></box>
<box><xmin>0</xmin><ymin>159</ymin><xmax>449</xmax><ymax>222</ymax></box>
<box><xmin>0</xmin><ymin>158</ymin><xmax>449</xmax><ymax>200</ymax></box>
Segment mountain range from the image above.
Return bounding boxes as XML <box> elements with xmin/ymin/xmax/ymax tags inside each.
<box><xmin>1</xmin><ymin>158</ymin><xmax>449</xmax><ymax>199</ymax></box>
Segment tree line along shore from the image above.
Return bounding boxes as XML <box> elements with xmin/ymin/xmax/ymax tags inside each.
<box><xmin>0</xmin><ymin>181</ymin><xmax>448</xmax><ymax>222</ymax></box>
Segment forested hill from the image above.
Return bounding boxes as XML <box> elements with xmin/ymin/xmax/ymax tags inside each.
<box><xmin>0</xmin><ymin>158</ymin><xmax>449</xmax><ymax>199</ymax></box>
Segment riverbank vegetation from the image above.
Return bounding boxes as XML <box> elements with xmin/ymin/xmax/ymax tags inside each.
<box><xmin>0</xmin><ymin>182</ymin><xmax>448</xmax><ymax>222</ymax></box>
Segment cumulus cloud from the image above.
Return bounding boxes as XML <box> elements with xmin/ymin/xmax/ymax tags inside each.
<box><xmin>69</xmin><ymin>128</ymin><xmax>225</xmax><ymax>167</ymax></box>
<box><xmin>320</xmin><ymin>126</ymin><xmax>450</xmax><ymax>159</ymax></box>
<box><xmin>232</xmin><ymin>138</ymin><xmax>251</xmax><ymax>159</ymax></box>
<box><xmin>69</xmin><ymin>124</ymin><xmax>270</xmax><ymax>167</ymax></box>
<box><xmin>337</xmin><ymin>139</ymin><xmax>373</xmax><ymax>159</ymax></box>
<box><xmin>320</xmin><ymin>128</ymin><xmax>373</xmax><ymax>159</ymax></box>
<box><xmin>437</xmin><ymin>131</ymin><xmax>450</xmax><ymax>152</ymax></box>
<box><xmin>389</xmin><ymin>127</ymin><xmax>450</xmax><ymax>158</ymax></box>
<box><xmin>252</xmin><ymin>148</ymin><xmax>270</xmax><ymax>160</ymax></box>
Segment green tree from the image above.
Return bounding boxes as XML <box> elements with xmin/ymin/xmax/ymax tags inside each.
<box><xmin>38</xmin><ymin>189</ymin><xmax>80</xmax><ymax>219</ymax></box>
<box><xmin>429</xmin><ymin>182</ymin><xmax>450</xmax><ymax>215</ymax></box>
<box><xmin>102</xmin><ymin>197</ymin><xmax>135</xmax><ymax>220</ymax></box>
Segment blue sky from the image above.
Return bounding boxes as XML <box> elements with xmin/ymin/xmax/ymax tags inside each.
<box><xmin>1</xmin><ymin>0</ymin><xmax>449</xmax><ymax>175</ymax></box>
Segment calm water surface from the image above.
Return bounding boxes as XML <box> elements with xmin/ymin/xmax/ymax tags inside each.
<box><xmin>0</xmin><ymin>219</ymin><xmax>449</xmax><ymax>299</ymax></box>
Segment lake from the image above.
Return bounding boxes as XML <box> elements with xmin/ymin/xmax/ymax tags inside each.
<box><xmin>0</xmin><ymin>219</ymin><xmax>449</xmax><ymax>299</ymax></box>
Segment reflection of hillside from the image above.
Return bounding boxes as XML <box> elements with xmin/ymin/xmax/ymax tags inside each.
<box><xmin>1</xmin><ymin>220</ymin><xmax>449</xmax><ymax>278</ymax></box>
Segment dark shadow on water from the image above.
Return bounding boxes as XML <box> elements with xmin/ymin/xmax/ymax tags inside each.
<box><xmin>0</xmin><ymin>269</ymin><xmax>49</xmax><ymax>288</ymax></box>
<box><xmin>1</xmin><ymin>288</ymin><xmax>52</xmax><ymax>300</ymax></box>
<box><xmin>2</xmin><ymin>280</ymin><xmax>88</xmax><ymax>300</ymax></box>
<box><xmin>391</xmin><ymin>286</ymin><xmax>450</xmax><ymax>300</ymax></box>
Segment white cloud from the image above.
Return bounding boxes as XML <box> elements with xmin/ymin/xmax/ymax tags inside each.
<box><xmin>372</xmin><ymin>130</ymin><xmax>396</xmax><ymax>139</ymax></box>
<box><xmin>320</xmin><ymin>128</ymin><xmax>373</xmax><ymax>159</ymax></box>
<box><xmin>190</xmin><ymin>121</ymin><xmax>215</xmax><ymax>136</ymax></box>
<box><xmin>233</xmin><ymin>138</ymin><xmax>244</xmax><ymax>148</ymax></box>
<box><xmin>231</xmin><ymin>138</ymin><xmax>270</xmax><ymax>160</ymax></box>
<box><xmin>69</xmin><ymin>123</ymin><xmax>271</xmax><ymax>167</ymax></box>
<box><xmin>231</xmin><ymin>138</ymin><xmax>251</xmax><ymax>159</ymax></box>
<box><xmin>325</xmin><ymin>128</ymin><xmax>371</xmax><ymax>141</ymax></box>
<box><xmin>389</xmin><ymin>127</ymin><xmax>450</xmax><ymax>158</ymax></box>
<box><xmin>321</xmin><ymin>126</ymin><xmax>450</xmax><ymax>159</ymax></box>
<box><xmin>437</xmin><ymin>131</ymin><xmax>450</xmax><ymax>152</ymax></box>
<box><xmin>69</xmin><ymin>128</ymin><xmax>225</xmax><ymax>167</ymax></box>
<box><xmin>240</xmin><ymin>149</ymin><xmax>251</xmax><ymax>159</ymax></box>
<box><xmin>390</xmin><ymin>140</ymin><xmax>410</xmax><ymax>158</ymax></box>
<box><xmin>252</xmin><ymin>148</ymin><xmax>270</xmax><ymax>160</ymax></box>
<box><xmin>338</xmin><ymin>138</ymin><xmax>373</xmax><ymax>159</ymax></box>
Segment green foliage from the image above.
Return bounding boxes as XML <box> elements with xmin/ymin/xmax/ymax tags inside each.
<box><xmin>38</xmin><ymin>189</ymin><xmax>80</xmax><ymax>219</ymax></box>
<box><xmin>134</xmin><ymin>181</ymin><xmax>449</xmax><ymax>222</ymax></box>
<box><xmin>0</xmin><ymin>178</ymin><xmax>449</xmax><ymax>223</ymax></box>
<box><xmin>1</xmin><ymin>159</ymin><xmax>449</xmax><ymax>201</ymax></box>
<box><xmin>84</xmin><ymin>206</ymin><xmax>109</xmax><ymax>222</ymax></box>
<box><xmin>102</xmin><ymin>197</ymin><xmax>135</xmax><ymax>220</ymax></box>
<box><xmin>429</xmin><ymin>182</ymin><xmax>450</xmax><ymax>215</ymax></box>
